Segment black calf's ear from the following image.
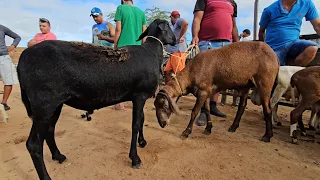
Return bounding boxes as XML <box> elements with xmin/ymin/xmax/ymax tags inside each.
<box><xmin>137</xmin><ymin>28</ymin><xmax>148</xmax><ymax>41</ymax></box>
<box><xmin>158</xmin><ymin>23</ymin><xmax>166</xmax><ymax>30</ymax></box>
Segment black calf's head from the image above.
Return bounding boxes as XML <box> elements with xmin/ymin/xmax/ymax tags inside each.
<box><xmin>137</xmin><ymin>19</ymin><xmax>176</xmax><ymax>46</ymax></box>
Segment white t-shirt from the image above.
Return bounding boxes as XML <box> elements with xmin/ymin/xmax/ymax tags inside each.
<box><xmin>240</xmin><ymin>36</ymin><xmax>251</xmax><ymax>41</ymax></box>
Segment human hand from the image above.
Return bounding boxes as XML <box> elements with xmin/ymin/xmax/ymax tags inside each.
<box><xmin>97</xmin><ymin>34</ymin><xmax>106</xmax><ymax>40</ymax></box>
<box><xmin>191</xmin><ymin>36</ymin><xmax>199</xmax><ymax>45</ymax></box>
<box><xmin>27</xmin><ymin>39</ymin><xmax>37</xmax><ymax>47</ymax></box>
<box><xmin>7</xmin><ymin>45</ymin><xmax>15</xmax><ymax>52</ymax></box>
<box><xmin>178</xmin><ymin>37</ymin><xmax>185</xmax><ymax>43</ymax></box>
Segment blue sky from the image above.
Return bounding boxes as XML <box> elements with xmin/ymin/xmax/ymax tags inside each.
<box><xmin>1</xmin><ymin>0</ymin><xmax>319</xmax><ymax>47</ymax></box>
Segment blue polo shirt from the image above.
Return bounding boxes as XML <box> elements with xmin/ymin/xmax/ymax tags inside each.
<box><xmin>259</xmin><ymin>0</ymin><xmax>319</xmax><ymax>51</ymax></box>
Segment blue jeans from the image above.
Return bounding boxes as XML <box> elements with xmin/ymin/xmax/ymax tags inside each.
<box><xmin>275</xmin><ymin>40</ymin><xmax>318</xmax><ymax>66</ymax></box>
<box><xmin>198</xmin><ymin>40</ymin><xmax>231</xmax><ymax>52</ymax></box>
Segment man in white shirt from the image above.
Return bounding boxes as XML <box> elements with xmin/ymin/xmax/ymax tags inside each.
<box><xmin>240</xmin><ymin>29</ymin><xmax>251</xmax><ymax>41</ymax></box>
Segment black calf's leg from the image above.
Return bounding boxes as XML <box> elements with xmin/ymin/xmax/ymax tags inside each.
<box><xmin>46</xmin><ymin>104</ymin><xmax>66</xmax><ymax>163</ymax></box>
<box><xmin>138</xmin><ymin>112</ymin><xmax>147</xmax><ymax>148</ymax></box>
<box><xmin>130</xmin><ymin>94</ymin><xmax>148</xmax><ymax>168</ymax></box>
<box><xmin>27</xmin><ymin>104</ymin><xmax>65</xmax><ymax>180</ymax></box>
<box><xmin>228</xmin><ymin>89</ymin><xmax>249</xmax><ymax>132</ymax></box>
<box><xmin>27</xmin><ymin>122</ymin><xmax>51</xmax><ymax>180</ymax></box>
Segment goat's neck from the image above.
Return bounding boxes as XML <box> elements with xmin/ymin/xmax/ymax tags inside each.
<box><xmin>143</xmin><ymin>38</ymin><xmax>164</xmax><ymax>55</ymax></box>
<box><xmin>164</xmin><ymin>71</ymin><xmax>192</xmax><ymax>99</ymax></box>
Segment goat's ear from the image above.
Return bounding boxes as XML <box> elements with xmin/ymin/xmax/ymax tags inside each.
<box><xmin>158</xmin><ymin>23</ymin><xmax>166</xmax><ymax>31</ymax></box>
<box><xmin>157</xmin><ymin>90</ymin><xmax>182</xmax><ymax>115</ymax></box>
<box><xmin>137</xmin><ymin>28</ymin><xmax>148</xmax><ymax>41</ymax></box>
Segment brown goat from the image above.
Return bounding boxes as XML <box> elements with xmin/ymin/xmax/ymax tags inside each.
<box><xmin>154</xmin><ymin>41</ymin><xmax>279</xmax><ymax>142</ymax></box>
<box><xmin>290</xmin><ymin>66</ymin><xmax>320</xmax><ymax>144</ymax></box>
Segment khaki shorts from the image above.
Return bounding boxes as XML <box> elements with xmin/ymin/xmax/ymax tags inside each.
<box><xmin>0</xmin><ymin>55</ymin><xmax>19</xmax><ymax>85</ymax></box>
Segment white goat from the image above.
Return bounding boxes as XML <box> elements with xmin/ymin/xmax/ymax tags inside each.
<box><xmin>270</xmin><ymin>66</ymin><xmax>305</xmax><ymax>126</ymax></box>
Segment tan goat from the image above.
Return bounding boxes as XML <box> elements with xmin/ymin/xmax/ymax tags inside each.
<box><xmin>154</xmin><ymin>41</ymin><xmax>279</xmax><ymax>142</ymax></box>
<box><xmin>290</xmin><ymin>66</ymin><xmax>320</xmax><ymax>144</ymax></box>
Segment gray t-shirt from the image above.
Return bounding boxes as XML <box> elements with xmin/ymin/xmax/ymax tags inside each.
<box><xmin>167</xmin><ymin>18</ymin><xmax>188</xmax><ymax>53</ymax></box>
<box><xmin>0</xmin><ymin>25</ymin><xmax>21</xmax><ymax>56</ymax></box>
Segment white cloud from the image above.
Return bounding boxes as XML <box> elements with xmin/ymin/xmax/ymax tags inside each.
<box><xmin>2</xmin><ymin>0</ymin><xmax>319</xmax><ymax>47</ymax></box>
<box><xmin>2</xmin><ymin>0</ymin><xmax>118</xmax><ymax>47</ymax></box>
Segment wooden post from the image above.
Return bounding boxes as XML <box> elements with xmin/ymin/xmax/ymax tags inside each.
<box><xmin>253</xmin><ymin>0</ymin><xmax>259</xmax><ymax>40</ymax></box>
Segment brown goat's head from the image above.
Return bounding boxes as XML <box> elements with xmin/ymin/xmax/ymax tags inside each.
<box><xmin>154</xmin><ymin>90</ymin><xmax>181</xmax><ymax>128</ymax></box>
<box><xmin>137</xmin><ymin>19</ymin><xmax>176</xmax><ymax>46</ymax></box>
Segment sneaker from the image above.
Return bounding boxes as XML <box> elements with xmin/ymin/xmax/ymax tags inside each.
<box><xmin>1</xmin><ymin>103</ymin><xmax>10</xmax><ymax>111</ymax></box>
<box><xmin>196</xmin><ymin>108</ymin><xmax>207</xmax><ymax>126</ymax></box>
<box><xmin>210</xmin><ymin>101</ymin><xmax>226</xmax><ymax>118</ymax></box>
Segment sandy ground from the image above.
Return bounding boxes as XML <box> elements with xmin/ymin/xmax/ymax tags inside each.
<box><xmin>0</xmin><ymin>84</ymin><xmax>320</xmax><ymax>180</ymax></box>
<box><xmin>1</xmin><ymin>48</ymin><xmax>320</xmax><ymax>180</ymax></box>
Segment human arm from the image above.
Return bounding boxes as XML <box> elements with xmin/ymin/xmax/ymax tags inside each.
<box><xmin>231</xmin><ymin>1</ymin><xmax>239</xmax><ymax>42</ymax></box>
<box><xmin>232</xmin><ymin>17</ymin><xmax>239</xmax><ymax>42</ymax></box>
<box><xmin>142</xmin><ymin>25</ymin><xmax>147</xmax><ymax>43</ymax></box>
<box><xmin>114</xmin><ymin>6</ymin><xmax>122</xmax><ymax>49</ymax></box>
<box><xmin>311</xmin><ymin>18</ymin><xmax>320</xmax><ymax>36</ymax></box>
<box><xmin>141</xmin><ymin>13</ymin><xmax>147</xmax><ymax>44</ymax></box>
<box><xmin>306</xmin><ymin>1</ymin><xmax>320</xmax><ymax>36</ymax></box>
<box><xmin>258</xmin><ymin>8</ymin><xmax>271</xmax><ymax>41</ymax></box>
<box><xmin>27</xmin><ymin>39</ymin><xmax>37</xmax><ymax>47</ymax></box>
<box><xmin>191</xmin><ymin>0</ymin><xmax>205</xmax><ymax>45</ymax></box>
<box><xmin>258</xmin><ymin>26</ymin><xmax>267</xmax><ymax>41</ymax></box>
<box><xmin>3</xmin><ymin>26</ymin><xmax>21</xmax><ymax>51</ymax></box>
<box><xmin>177</xmin><ymin>19</ymin><xmax>189</xmax><ymax>43</ymax></box>
<box><xmin>97</xmin><ymin>23</ymin><xmax>115</xmax><ymax>43</ymax></box>
<box><xmin>114</xmin><ymin>21</ymin><xmax>122</xmax><ymax>49</ymax></box>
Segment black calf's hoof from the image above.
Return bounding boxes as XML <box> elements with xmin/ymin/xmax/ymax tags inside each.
<box><xmin>228</xmin><ymin>127</ymin><xmax>237</xmax><ymax>132</ymax></box>
<box><xmin>180</xmin><ymin>134</ymin><xmax>189</xmax><ymax>140</ymax></box>
<box><xmin>87</xmin><ymin>116</ymin><xmax>92</xmax><ymax>121</ymax></box>
<box><xmin>132</xmin><ymin>163</ymin><xmax>141</xmax><ymax>169</ymax></box>
<box><xmin>203</xmin><ymin>129</ymin><xmax>211</xmax><ymax>135</ymax></box>
<box><xmin>81</xmin><ymin>114</ymin><xmax>86</xmax><ymax>118</ymax></box>
<box><xmin>138</xmin><ymin>140</ymin><xmax>147</xmax><ymax>148</ymax></box>
<box><xmin>52</xmin><ymin>152</ymin><xmax>67</xmax><ymax>164</ymax></box>
<box><xmin>131</xmin><ymin>158</ymin><xmax>141</xmax><ymax>169</ymax></box>
<box><xmin>261</xmin><ymin>135</ymin><xmax>271</xmax><ymax>142</ymax></box>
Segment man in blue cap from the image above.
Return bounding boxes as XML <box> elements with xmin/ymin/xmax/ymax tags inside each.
<box><xmin>90</xmin><ymin>7</ymin><xmax>115</xmax><ymax>47</ymax></box>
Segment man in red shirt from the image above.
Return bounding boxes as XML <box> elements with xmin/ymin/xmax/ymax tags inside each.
<box><xmin>191</xmin><ymin>0</ymin><xmax>239</xmax><ymax>126</ymax></box>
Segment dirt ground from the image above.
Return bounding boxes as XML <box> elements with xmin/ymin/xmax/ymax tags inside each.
<box><xmin>1</xmin><ymin>49</ymin><xmax>320</xmax><ymax>180</ymax></box>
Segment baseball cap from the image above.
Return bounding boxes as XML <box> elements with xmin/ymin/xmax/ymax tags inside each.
<box><xmin>90</xmin><ymin>7</ymin><xmax>102</xmax><ymax>16</ymax></box>
<box><xmin>171</xmin><ymin>10</ymin><xmax>180</xmax><ymax>17</ymax></box>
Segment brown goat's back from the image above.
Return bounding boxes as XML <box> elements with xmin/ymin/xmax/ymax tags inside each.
<box><xmin>182</xmin><ymin>41</ymin><xmax>279</xmax><ymax>90</ymax></box>
<box><xmin>291</xmin><ymin>66</ymin><xmax>320</xmax><ymax>96</ymax></box>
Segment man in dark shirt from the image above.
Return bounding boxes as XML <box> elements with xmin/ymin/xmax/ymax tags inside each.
<box><xmin>0</xmin><ymin>25</ymin><xmax>21</xmax><ymax>110</ymax></box>
<box><xmin>191</xmin><ymin>0</ymin><xmax>239</xmax><ymax>126</ymax></box>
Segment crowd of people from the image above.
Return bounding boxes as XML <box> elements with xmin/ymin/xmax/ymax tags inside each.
<box><xmin>0</xmin><ymin>0</ymin><xmax>319</xmax><ymax>117</ymax></box>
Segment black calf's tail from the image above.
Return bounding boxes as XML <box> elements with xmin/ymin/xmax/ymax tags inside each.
<box><xmin>21</xmin><ymin>89</ymin><xmax>33</xmax><ymax>118</ymax></box>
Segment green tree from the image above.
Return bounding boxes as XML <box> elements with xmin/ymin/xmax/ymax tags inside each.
<box><xmin>105</xmin><ymin>6</ymin><xmax>170</xmax><ymax>26</ymax></box>
<box><xmin>144</xmin><ymin>6</ymin><xmax>170</xmax><ymax>25</ymax></box>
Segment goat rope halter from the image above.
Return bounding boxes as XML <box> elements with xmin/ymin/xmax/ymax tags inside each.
<box><xmin>146</xmin><ymin>36</ymin><xmax>199</xmax><ymax>96</ymax></box>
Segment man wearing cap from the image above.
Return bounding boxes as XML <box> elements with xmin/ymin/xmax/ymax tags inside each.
<box><xmin>90</xmin><ymin>7</ymin><xmax>115</xmax><ymax>47</ymax></box>
<box><xmin>27</xmin><ymin>18</ymin><xmax>57</xmax><ymax>47</ymax></box>
<box><xmin>113</xmin><ymin>0</ymin><xmax>147</xmax><ymax>110</ymax></box>
<box><xmin>164</xmin><ymin>11</ymin><xmax>189</xmax><ymax>83</ymax></box>
<box><xmin>191</xmin><ymin>0</ymin><xmax>239</xmax><ymax>126</ymax></box>
<box><xmin>0</xmin><ymin>24</ymin><xmax>21</xmax><ymax>110</ymax></box>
